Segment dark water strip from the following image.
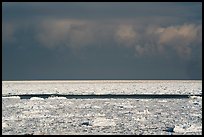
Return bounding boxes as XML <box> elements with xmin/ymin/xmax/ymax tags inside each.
<box><xmin>2</xmin><ymin>94</ymin><xmax>202</xmax><ymax>99</ymax></box>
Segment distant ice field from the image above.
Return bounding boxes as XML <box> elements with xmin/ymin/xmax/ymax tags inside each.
<box><xmin>2</xmin><ymin>80</ymin><xmax>202</xmax><ymax>95</ymax></box>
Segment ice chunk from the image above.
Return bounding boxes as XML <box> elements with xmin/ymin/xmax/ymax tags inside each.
<box><xmin>30</xmin><ymin>97</ymin><xmax>44</xmax><ymax>100</ymax></box>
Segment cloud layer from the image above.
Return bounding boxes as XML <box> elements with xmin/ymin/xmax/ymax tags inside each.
<box><xmin>3</xmin><ymin>18</ymin><xmax>201</xmax><ymax>60</ymax></box>
<box><xmin>2</xmin><ymin>2</ymin><xmax>202</xmax><ymax>80</ymax></box>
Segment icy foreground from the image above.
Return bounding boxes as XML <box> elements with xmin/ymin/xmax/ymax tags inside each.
<box><xmin>2</xmin><ymin>98</ymin><xmax>202</xmax><ymax>135</ymax></box>
<box><xmin>2</xmin><ymin>80</ymin><xmax>202</xmax><ymax>135</ymax></box>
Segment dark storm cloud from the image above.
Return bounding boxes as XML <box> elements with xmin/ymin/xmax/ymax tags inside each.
<box><xmin>2</xmin><ymin>2</ymin><xmax>202</xmax><ymax>80</ymax></box>
<box><xmin>3</xmin><ymin>2</ymin><xmax>201</xmax><ymax>19</ymax></box>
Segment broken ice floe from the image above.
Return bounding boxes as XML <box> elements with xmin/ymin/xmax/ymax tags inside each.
<box><xmin>30</xmin><ymin>97</ymin><xmax>44</xmax><ymax>100</ymax></box>
<box><xmin>93</xmin><ymin>117</ymin><xmax>116</xmax><ymax>127</ymax></box>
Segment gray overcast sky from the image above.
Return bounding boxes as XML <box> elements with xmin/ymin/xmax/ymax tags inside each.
<box><xmin>2</xmin><ymin>2</ymin><xmax>202</xmax><ymax>80</ymax></box>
